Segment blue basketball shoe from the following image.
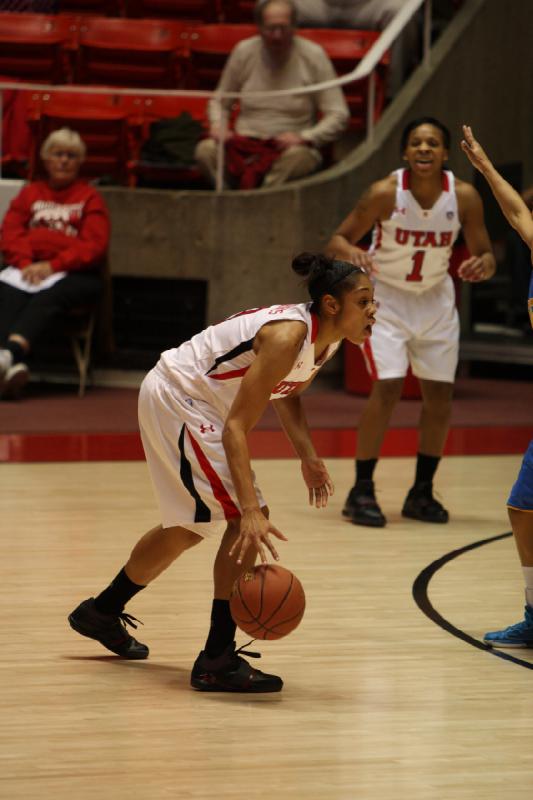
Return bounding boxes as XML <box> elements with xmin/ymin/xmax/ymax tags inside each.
<box><xmin>484</xmin><ymin>605</ymin><xmax>533</xmax><ymax>648</ymax></box>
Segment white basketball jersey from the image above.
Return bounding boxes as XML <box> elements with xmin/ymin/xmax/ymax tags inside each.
<box><xmin>158</xmin><ymin>303</ymin><xmax>340</xmax><ymax>417</ymax></box>
<box><xmin>370</xmin><ymin>168</ymin><xmax>461</xmax><ymax>294</ymax></box>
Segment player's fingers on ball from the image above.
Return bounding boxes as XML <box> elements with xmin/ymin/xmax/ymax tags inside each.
<box><xmin>265</xmin><ymin>537</ymin><xmax>280</xmax><ymax>561</ymax></box>
<box><xmin>237</xmin><ymin>539</ymin><xmax>251</xmax><ymax>563</ymax></box>
<box><xmin>257</xmin><ymin>544</ymin><xmax>268</xmax><ymax>563</ymax></box>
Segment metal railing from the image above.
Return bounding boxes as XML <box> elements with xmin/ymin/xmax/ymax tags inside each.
<box><xmin>0</xmin><ymin>0</ymin><xmax>432</xmax><ymax>190</ymax></box>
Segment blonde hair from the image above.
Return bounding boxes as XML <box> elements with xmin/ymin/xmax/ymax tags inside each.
<box><xmin>40</xmin><ymin>128</ymin><xmax>86</xmax><ymax>160</ymax></box>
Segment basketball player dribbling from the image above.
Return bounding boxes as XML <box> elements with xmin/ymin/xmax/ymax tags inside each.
<box><xmin>462</xmin><ymin>124</ymin><xmax>533</xmax><ymax>647</ymax></box>
<box><xmin>325</xmin><ymin>117</ymin><xmax>496</xmax><ymax>528</ymax></box>
<box><xmin>69</xmin><ymin>253</ymin><xmax>377</xmax><ymax>691</ymax></box>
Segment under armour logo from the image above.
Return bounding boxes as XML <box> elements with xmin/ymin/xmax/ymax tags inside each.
<box><xmin>200</xmin><ymin>424</ymin><xmax>215</xmax><ymax>434</ymax></box>
<box><xmin>296</xmin><ymin>361</ymin><xmax>303</xmax><ymax>369</ymax></box>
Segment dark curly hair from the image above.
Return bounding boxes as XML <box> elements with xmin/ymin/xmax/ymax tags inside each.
<box><xmin>292</xmin><ymin>252</ymin><xmax>365</xmax><ymax>312</ymax></box>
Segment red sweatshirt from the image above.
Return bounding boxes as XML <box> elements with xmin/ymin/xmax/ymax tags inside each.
<box><xmin>0</xmin><ymin>179</ymin><xmax>110</xmax><ymax>273</ymax></box>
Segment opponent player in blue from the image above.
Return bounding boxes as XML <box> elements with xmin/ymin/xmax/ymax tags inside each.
<box><xmin>462</xmin><ymin>125</ymin><xmax>533</xmax><ymax>647</ymax></box>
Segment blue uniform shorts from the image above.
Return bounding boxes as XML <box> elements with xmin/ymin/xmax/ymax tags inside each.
<box><xmin>507</xmin><ymin>439</ymin><xmax>533</xmax><ymax>511</ymax></box>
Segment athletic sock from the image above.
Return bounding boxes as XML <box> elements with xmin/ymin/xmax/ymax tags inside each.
<box><xmin>413</xmin><ymin>453</ymin><xmax>441</xmax><ymax>488</ymax></box>
<box><xmin>5</xmin><ymin>340</ymin><xmax>25</xmax><ymax>365</ymax></box>
<box><xmin>355</xmin><ymin>458</ymin><xmax>378</xmax><ymax>486</ymax></box>
<box><xmin>94</xmin><ymin>567</ymin><xmax>146</xmax><ymax>615</ymax></box>
<box><xmin>522</xmin><ymin>566</ymin><xmax>533</xmax><ymax>609</ymax></box>
<box><xmin>204</xmin><ymin>599</ymin><xmax>236</xmax><ymax>658</ymax></box>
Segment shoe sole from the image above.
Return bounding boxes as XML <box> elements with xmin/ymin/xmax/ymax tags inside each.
<box><xmin>68</xmin><ymin>613</ymin><xmax>149</xmax><ymax>660</ymax></box>
<box><xmin>190</xmin><ymin>678</ymin><xmax>282</xmax><ymax>692</ymax></box>
<box><xmin>402</xmin><ymin>510</ymin><xmax>449</xmax><ymax>524</ymax></box>
<box><xmin>483</xmin><ymin>640</ymin><xmax>533</xmax><ymax>648</ymax></box>
<box><xmin>342</xmin><ymin>509</ymin><xmax>386</xmax><ymax>528</ymax></box>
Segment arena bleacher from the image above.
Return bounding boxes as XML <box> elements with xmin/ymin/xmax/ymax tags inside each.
<box><xmin>0</xmin><ymin>4</ymin><xmax>389</xmax><ymax>184</ymax></box>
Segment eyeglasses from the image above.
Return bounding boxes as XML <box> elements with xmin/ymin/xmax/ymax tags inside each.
<box><xmin>48</xmin><ymin>150</ymin><xmax>81</xmax><ymax>160</ymax></box>
<box><xmin>261</xmin><ymin>24</ymin><xmax>293</xmax><ymax>33</ymax></box>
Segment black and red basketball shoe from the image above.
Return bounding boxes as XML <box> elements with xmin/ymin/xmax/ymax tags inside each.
<box><xmin>191</xmin><ymin>641</ymin><xmax>283</xmax><ymax>692</ymax></box>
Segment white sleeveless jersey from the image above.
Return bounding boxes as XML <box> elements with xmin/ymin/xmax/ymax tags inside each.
<box><xmin>158</xmin><ymin>303</ymin><xmax>340</xmax><ymax>417</ymax></box>
<box><xmin>370</xmin><ymin>168</ymin><xmax>461</xmax><ymax>294</ymax></box>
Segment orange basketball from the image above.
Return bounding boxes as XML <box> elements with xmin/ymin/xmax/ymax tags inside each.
<box><xmin>230</xmin><ymin>564</ymin><xmax>306</xmax><ymax>640</ymax></box>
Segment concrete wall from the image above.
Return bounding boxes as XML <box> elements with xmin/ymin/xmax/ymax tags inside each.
<box><xmin>103</xmin><ymin>0</ymin><xmax>533</xmax><ymax>323</ymax></box>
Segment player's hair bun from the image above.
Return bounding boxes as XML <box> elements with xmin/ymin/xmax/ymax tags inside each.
<box><xmin>291</xmin><ymin>252</ymin><xmax>331</xmax><ymax>278</ymax></box>
<box><xmin>292</xmin><ymin>251</ymin><xmax>363</xmax><ymax>306</ymax></box>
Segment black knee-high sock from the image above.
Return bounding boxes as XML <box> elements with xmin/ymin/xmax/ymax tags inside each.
<box><xmin>94</xmin><ymin>567</ymin><xmax>146</xmax><ymax>615</ymax></box>
<box><xmin>414</xmin><ymin>453</ymin><xmax>441</xmax><ymax>487</ymax></box>
<box><xmin>355</xmin><ymin>458</ymin><xmax>378</xmax><ymax>485</ymax></box>
<box><xmin>204</xmin><ymin>599</ymin><xmax>236</xmax><ymax>658</ymax></box>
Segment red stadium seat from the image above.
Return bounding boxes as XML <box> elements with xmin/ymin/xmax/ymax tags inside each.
<box><xmin>119</xmin><ymin>92</ymin><xmax>209</xmax><ymax>127</ymax></box>
<box><xmin>222</xmin><ymin>0</ymin><xmax>254</xmax><ymax>23</ymax></box>
<box><xmin>75</xmin><ymin>17</ymin><xmax>190</xmax><ymax>88</ymax></box>
<box><xmin>119</xmin><ymin>93</ymin><xmax>209</xmax><ymax>187</ymax></box>
<box><xmin>184</xmin><ymin>23</ymin><xmax>255</xmax><ymax>88</ymax></box>
<box><xmin>26</xmin><ymin>90</ymin><xmax>134</xmax><ymax>185</ymax></box>
<box><xmin>0</xmin><ymin>12</ymin><xmax>76</xmax><ymax>83</ymax></box>
<box><xmin>58</xmin><ymin>0</ymin><xmax>125</xmax><ymax>15</ymax></box>
<box><xmin>125</xmin><ymin>0</ymin><xmax>220</xmax><ymax>22</ymax></box>
<box><xmin>299</xmin><ymin>29</ymin><xmax>390</xmax><ymax>131</ymax></box>
<box><xmin>0</xmin><ymin>85</ymin><xmax>32</xmax><ymax>178</ymax></box>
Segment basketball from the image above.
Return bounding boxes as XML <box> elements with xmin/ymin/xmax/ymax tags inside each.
<box><xmin>230</xmin><ymin>564</ymin><xmax>306</xmax><ymax>640</ymax></box>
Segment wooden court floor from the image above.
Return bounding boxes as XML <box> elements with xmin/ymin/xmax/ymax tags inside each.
<box><xmin>1</xmin><ymin>455</ymin><xmax>532</xmax><ymax>799</ymax></box>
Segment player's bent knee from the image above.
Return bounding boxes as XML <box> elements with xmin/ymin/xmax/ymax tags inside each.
<box><xmin>164</xmin><ymin>525</ymin><xmax>203</xmax><ymax>551</ymax></box>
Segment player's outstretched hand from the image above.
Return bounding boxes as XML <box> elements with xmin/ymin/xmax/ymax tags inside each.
<box><xmin>301</xmin><ymin>457</ymin><xmax>335</xmax><ymax>508</ymax></box>
<box><xmin>460</xmin><ymin>125</ymin><xmax>492</xmax><ymax>174</ymax></box>
<box><xmin>229</xmin><ymin>508</ymin><xmax>288</xmax><ymax>565</ymax></box>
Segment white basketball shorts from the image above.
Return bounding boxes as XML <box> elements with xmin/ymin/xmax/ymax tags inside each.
<box><xmin>138</xmin><ymin>365</ymin><xmax>266</xmax><ymax>537</ymax></box>
<box><xmin>361</xmin><ymin>275</ymin><xmax>459</xmax><ymax>382</ymax></box>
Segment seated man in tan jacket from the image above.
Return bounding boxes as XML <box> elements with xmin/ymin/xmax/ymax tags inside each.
<box><xmin>195</xmin><ymin>0</ymin><xmax>349</xmax><ymax>189</ymax></box>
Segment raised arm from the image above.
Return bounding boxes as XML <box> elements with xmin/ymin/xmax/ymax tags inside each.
<box><xmin>461</xmin><ymin>125</ymin><xmax>533</xmax><ymax>251</ymax></box>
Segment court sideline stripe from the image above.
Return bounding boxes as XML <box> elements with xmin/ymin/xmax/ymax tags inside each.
<box><xmin>412</xmin><ymin>531</ymin><xmax>533</xmax><ymax>671</ymax></box>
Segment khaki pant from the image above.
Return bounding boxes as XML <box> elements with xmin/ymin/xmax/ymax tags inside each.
<box><xmin>195</xmin><ymin>138</ymin><xmax>322</xmax><ymax>189</ymax></box>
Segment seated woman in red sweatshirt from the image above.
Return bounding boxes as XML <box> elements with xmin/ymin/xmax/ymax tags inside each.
<box><xmin>0</xmin><ymin>127</ymin><xmax>110</xmax><ymax>399</ymax></box>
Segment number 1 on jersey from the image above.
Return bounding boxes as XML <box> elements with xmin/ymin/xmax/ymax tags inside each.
<box><xmin>406</xmin><ymin>250</ymin><xmax>425</xmax><ymax>282</ymax></box>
